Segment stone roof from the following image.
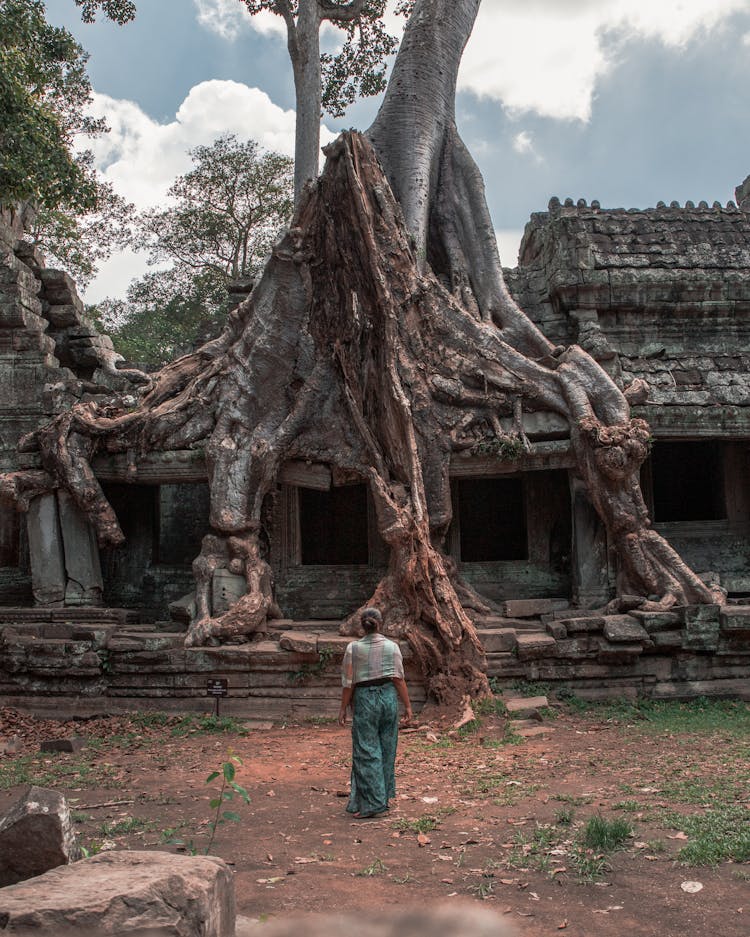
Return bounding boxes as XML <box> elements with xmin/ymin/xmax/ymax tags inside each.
<box><xmin>518</xmin><ymin>198</ymin><xmax>750</xmax><ymax>314</ymax></box>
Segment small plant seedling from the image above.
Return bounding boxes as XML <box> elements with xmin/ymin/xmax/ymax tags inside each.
<box><xmin>581</xmin><ymin>815</ymin><xmax>633</xmax><ymax>852</ymax></box>
<box><xmin>205</xmin><ymin>754</ymin><xmax>251</xmax><ymax>855</ymax></box>
<box><xmin>356</xmin><ymin>857</ymin><xmax>387</xmax><ymax>877</ymax></box>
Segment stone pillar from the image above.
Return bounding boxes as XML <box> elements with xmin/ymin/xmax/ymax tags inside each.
<box><xmin>57</xmin><ymin>491</ymin><xmax>103</xmax><ymax>606</ymax></box>
<box><xmin>26</xmin><ymin>494</ymin><xmax>66</xmax><ymax>606</ymax></box>
<box><xmin>569</xmin><ymin>473</ymin><xmax>611</xmax><ymax>608</ymax></box>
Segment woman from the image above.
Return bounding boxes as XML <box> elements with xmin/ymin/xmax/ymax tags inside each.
<box><xmin>338</xmin><ymin>607</ymin><xmax>413</xmax><ymax>819</ymax></box>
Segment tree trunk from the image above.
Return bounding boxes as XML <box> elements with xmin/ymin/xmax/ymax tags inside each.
<box><xmin>290</xmin><ymin>0</ymin><xmax>323</xmax><ymax>204</ymax></box>
<box><xmin>3</xmin><ymin>0</ymin><xmax>720</xmax><ymax>707</ymax></box>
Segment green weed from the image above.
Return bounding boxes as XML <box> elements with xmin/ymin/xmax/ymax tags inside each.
<box><xmin>100</xmin><ymin>816</ymin><xmax>154</xmax><ymax>837</ymax></box>
<box><xmin>356</xmin><ymin>857</ymin><xmax>387</xmax><ymax>877</ymax></box>
<box><xmin>581</xmin><ymin>815</ymin><xmax>633</xmax><ymax>852</ymax></box>
<box><xmin>662</xmin><ymin>806</ymin><xmax>750</xmax><ymax>866</ymax></box>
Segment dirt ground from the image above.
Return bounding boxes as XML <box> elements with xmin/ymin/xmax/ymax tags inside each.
<box><xmin>1</xmin><ymin>697</ymin><xmax>749</xmax><ymax>937</ymax></box>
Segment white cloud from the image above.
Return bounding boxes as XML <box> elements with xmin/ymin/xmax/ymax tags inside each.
<box><xmin>81</xmin><ymin>80</ymin><xmax>335</xmax><ymax>301</ymax></box>
<box><xmin>512</xmin><ymin>130</ymin><xmax>541</xmax><ymax>162</ymax></box>
<box><xmin>495</xmin><ymin>228</ymin><xmax>524</xmax><ymax>268</ymax></box>
<box><xmin>461</xmin><ymin>0</ymin><xmax>748</xmax><ymax>121</ymax></box>
<box><xmin>85</xmin><ymin>80</ymin><xmax>299</xmax><ymax>209</ymax></box>
<box><xmin>192</xmin><ymin>0</ymin><xmax>285</xmax><ymax>40</ymax></box>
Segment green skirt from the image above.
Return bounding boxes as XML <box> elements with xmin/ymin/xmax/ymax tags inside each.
<box><xmin>347</xmin><ymin>682</ymin><xmax>398</xmax><ymax>816</ymax></box>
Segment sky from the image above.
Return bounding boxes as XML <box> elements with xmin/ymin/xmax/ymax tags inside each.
<box><xmin>49</xmin><ymin>0</ymin><xmax>750</xmax><ymax>303</ymax></box>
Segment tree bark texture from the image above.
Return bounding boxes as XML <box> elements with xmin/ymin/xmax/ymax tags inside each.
<box><xmin>2</xmin><ymin>0</ymin><xmax>719</xmax><ymax>704</ymax></box>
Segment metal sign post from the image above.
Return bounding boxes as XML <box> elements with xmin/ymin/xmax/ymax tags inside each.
<box><xmin>206</xmin><ymin>678</ymin><xmax>229</xmax><ymax>717</ymax></box>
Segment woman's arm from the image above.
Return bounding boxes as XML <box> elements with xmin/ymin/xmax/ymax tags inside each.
<box><xmin>392</xmin><ymin>677</ymin><xmax>413</xmax><ymax>724</ymax></box>
<box><xmin>338</xmin><ymin>685</ymin><xmax>354</xmax><ymax>725</ymax></box>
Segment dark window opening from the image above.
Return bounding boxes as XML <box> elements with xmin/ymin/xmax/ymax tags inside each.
<box><xmin>650</xmin><ymin>441</ymin><xmax>726</xmax><ymax>522</ymax></box>
<box><xmin>0</xmin><ymin>506</ymin><xmax>20</xmax><ymax>567</ymax></box>
<box><xmin>99</xmin><ymin>483</ymin><xmax>158</xmax><ymax>575</ymax></box>
<box><xmin>157</xmin><ymin>483</ymin><xmax>211</xmax><ymax>566</ymax></box>
<box><xmin>458</xmin><ymin>478</ymin><xmax>527</xmax><ymax>561</ymax></box>
<box><xmin>299</xmin><ymin>485</ymin><xmax>369</xmax><ymax>565</ymax></box>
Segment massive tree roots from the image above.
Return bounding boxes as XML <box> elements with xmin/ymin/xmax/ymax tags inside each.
<box><xmin>7</xmin><ymin>131</ymin><xmax>718</xmax><ymax>704</ymax></box>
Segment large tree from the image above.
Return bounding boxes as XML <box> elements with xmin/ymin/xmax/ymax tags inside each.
<box><xmin>4</xmin><ymin>0</ymin><xmax>719</xmax><ymax>705</ymax></box>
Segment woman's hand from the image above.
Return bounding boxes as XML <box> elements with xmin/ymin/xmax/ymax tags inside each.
<box><xmin>400</xmin><ymin>708</ymin><xmax>413</xmax><ymax>727</ymax></box>
<box><xmin>338</xmin><ymin>707</ymin><xmax>347</xmax><ymax>726</ymax></box>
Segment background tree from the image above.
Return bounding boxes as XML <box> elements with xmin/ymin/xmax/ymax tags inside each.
<box><xmin>27</xmin><ymin>182</ymin><xmax>134</xmax><ymax>287</ymax></box>
<box><xmin>239</xmin><ymin>0</ymin><xmax>411</xmax><ymax>202</ymax></box>
<box><xmin>93</xmin><ymin>271</ymin><xmax>228</xmax><ymax>367</ymax></box>
<box><xmin>95</xmin><ymin>134</ymin><xmax>293</xmax><ymax>366</ymax></box>
<box><xmin>0</xmin><ymin>0</ymin><xmax>104</xmax><ymax>212</ymax></box>
<box><xmin>137</xmin><ymin>134</ymin><xmax>293</xmax><ymax>287</ymax></box>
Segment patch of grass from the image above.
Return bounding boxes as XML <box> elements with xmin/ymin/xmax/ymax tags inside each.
<box><xmin>510</xmin><ymin>680</ymin><xmax>554</xmax><ymax>698</ymax></box>
<box><xmin>0</xmin><ymin>756</ymin><xmax>121</xmax><ymax>791</ymax></box>
<box><xmin>569</xmin><ymin>848</ymin><xmax>609</xmax><ymax>883</ymax></box>
<box><xmin>613</xmin><ymin>800</ymin><xmax>643</xmax><ymax>813</ymax></box>
<box><xmin>393</xmin><ymin>814</ymin><xmax>439</xmax><ymax>834</ymax></box>
<box><xmin>468</xmin><ymin>875</ymin><xmax>495</xmax><ymax>899</ymax></box>
<box><xmin>555</xmin><ymin>806</ymin><xmax>574</xmax><ymax>826</ymax></box>
<box><xmin>662</xmin><ymin>806</ymin><xmax>750</xmax><ymax>866</ymax></box>
<box><xmin>474</xmin><ymin>695</ymin><xmax>507</xmax><ymax>718</ymax></box>
<box><xmin>305</xmin><ymin>715</ymin><xmax>337</xmax><ymax>726</ymax></box>
<box><xmin>356</xmin><ymin>857</ymin><xmax>387</xmax><ymax>877</ymax></box>
<box><xmin>100</xmin><ymin>816</ymin><xmax>155</xmax><ymax>837</ymax></box>
<box><xmin>658</xmin><ymin>775</ymin><xmax>747</xmax><ymax>806</ymax></box>
<box><xmin>581</xmin><ymin>815</ymin><xmax>633</xmax><ymax>852</ymax></box>
<box><xmin>552</xmin><ymin>793</ymin><xmax>593</xmax><ymax>806</ymax></box>
<box><xmin>566</xmin><ymin>697</ymin><xmax>750</xmax><ymax>736</ymax></box>
<box><xmin>170</xmin><ymin>714</ymin><xmax>249</xmax><ymax>737</ymax></box>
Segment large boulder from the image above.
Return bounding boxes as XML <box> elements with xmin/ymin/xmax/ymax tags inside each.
<box><xmin>0</xmin><ymin>851</ymin><xmax>235</xmax><ymax>936</ymax></box>
<box><xmin>0</xmin><ymin>786</ymin><xmax>80</xmax><ymax>887</ymax></box>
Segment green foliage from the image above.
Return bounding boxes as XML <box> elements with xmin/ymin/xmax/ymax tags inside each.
<box><xmin>169</xmin><ymin>713</ymin><xmax>250</xmax><ymax>737</ymax></box>
<box><xmin>100</xmin><ymin>815</ymin><xmax>154</xmax><ymax>837</ymax></box>
<box><xmin>27</xmin><ymin>183</ymin><xmax>135</xmax><ymax>287</ymax></box>
<box><xmin>356</xmin><ymin>857</ymin><xmax>387</xmax><ymax>877</ymax></box>
<box><xmin>470</xmin><ymin>433</ymin><xmax>525</xmax><ymax>461</ymax></box>
<box><xmin>663</xmin><ymin>806</ymin><xmax>750</xmax><ymax>866</ymax></box>
<box><xmin>0</xmin><ymin>0</ymin><xmax>103</xmax><ymax>211</ymax></box>
<box><xmin>137</xmin><ymin>135</ymin><xmax>293</xmax><ymax>282</ymax></box>
<box><xmin>393</xmin><ymin>814</ymin><xmax>439</xmax><ymax>834</ymax></box>
<box><xmin>171</xmin><ymin>753</ymin><xmax>250</xmax><ymax>856</ymax></box>
<box><xmin>240</xmin><ymin>1</ymin><xmax>413</xmax><ymax>119</ymax></box>
<box><xmin>74</xmin><ymin>0</ymin><xmax>136</xmax><ymax>23</ymax></box>
<box><xmin>96</xmin><ymin>134</ymin><xmax>293</xmax><ymax>367</ymax></box>
<box><xmin>581</xmin><ymin>815</ymin><xmax>633</xmax><ymax>852</ymax></box>
<box><xmin>289</xmin><ymin>646</ymin><xmax>336</xmax><ymax>684</ymax></box>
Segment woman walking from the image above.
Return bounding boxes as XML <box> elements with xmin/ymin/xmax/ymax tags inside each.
<box><xmin>339</xmin><ymin>608</ymin><xmax>413</xmax><ymax>818</ymax></box>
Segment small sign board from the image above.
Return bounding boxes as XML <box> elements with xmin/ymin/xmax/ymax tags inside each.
<box><xmin>206</xmin><ymin>678</ymin><xmax>229</xmax><ymax>698</ymax></box>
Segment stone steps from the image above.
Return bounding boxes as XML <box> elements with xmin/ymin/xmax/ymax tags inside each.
<box><xmin>2</xmin><ymin>606</ymin><xmax>749</xmax><ymax>718</ymax></box>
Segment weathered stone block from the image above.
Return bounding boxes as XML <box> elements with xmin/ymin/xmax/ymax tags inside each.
<box><xmin>0</xmin><ymin>786</ymin><xmax>80</xmax><ymax>886</ymax></box>
<box><xmin>629</xmin><ymin>609</ymin><xmax>681</xmax><ymax>633</ymax></box>
<box><xmin>476</xmin><ymin>627</ymin><xmax>518</xmax><ymax>652</ymax></box>
<box><xmin>603</xmin><ymin>615</ymin><xmax>650</xmax><ymax>643</ymax></box>
<box><xmin>504</xmin><ymin>695</ymin><xmax>548</xmax><ymax>714</ymax></box>
<box><xmin>558</xmin><ymin>615</ymin><xmax>604</xmax><ymax>633</ymax></box>
<box><xmin>719</xmin><ymin>606</ymin><xmax>750</xmax><ymax>636</ymax></box>
<box><xmin>679</xmin><ymin>604</ymin><xmax>721</xmax><ymax>625</ymax></box>
<box><xmin>279</xmin><ymin>630</ymin><xmax>318</xmax><ymax>654</ymax></box>
<box><xmin>39</xmin><ymin>737</ymin><xmax>86</xmax><ymax>754</ymax></box>
<box><xmin>212</xmin><ymin>569</ymin><xmax>246</xmax><ymax>614</ymax></box>
<box><xmin>0</xmin><ymin>851</ymin><xmax>235</xmax><ymax>936</ymax></box>
<box><xmin>545</xmin><ymin>620</ymin><xmax>567</xmax><ymax>640</ymax></box>
<box><xmin>554</xmin><ymin>636</ymin><xmax>600</xmax><ymax>659</ymax></box>
<box><xmin>514</xmin><ymin>632</ymin><xmax>557</xmax><ymax>660</ymax></box>
<box><xmin>44</xmin><ymin>303</ymin><xmax>82</xmax><ymax>328</ymax></box>
<box><xmin>597</xmin><ymin>640</ymin><xmax>643</xmax><ymax>664</ymax></box>
<box><xmin>502</xmin><ymin>598</ymin><xmax>569</xmax><ymax>618</ymax></box>
<box><xmin>650</xmin><ymin>630</ymin><xmax>684</xmax><ymax>650</ymax></box>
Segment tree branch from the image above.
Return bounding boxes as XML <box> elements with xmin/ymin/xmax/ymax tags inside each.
<box><xmin>319</xmin><ymin>0</ymin><xmax>368</xmax><ymax>23</ymax></box>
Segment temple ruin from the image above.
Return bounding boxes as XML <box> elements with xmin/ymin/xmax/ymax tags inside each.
<box><xmin>1</xmin><ymin>175</ymin><xmax>749</xmax><ymax>717</ymax></box>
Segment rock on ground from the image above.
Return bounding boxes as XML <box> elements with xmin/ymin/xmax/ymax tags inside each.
<box><xmin>235</xmin><ymin>906</ymin><xmax>516</xmax><ymax>937</ymax></box>
<box><xmin>0</xmin><ymin>850</ymin><xmax>235</xmax><ymax>936</ymax></box>
<box><xmin>0</xmin><ymin>786</ymin><xmax>80</xmax><ymax>887</ymax></box>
